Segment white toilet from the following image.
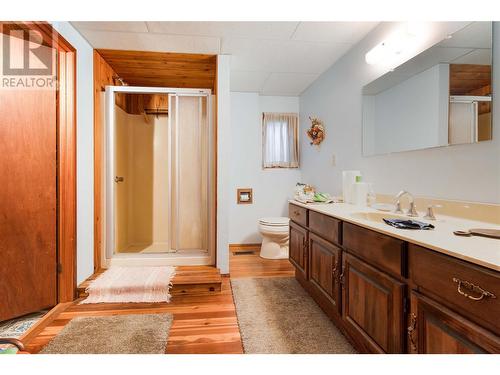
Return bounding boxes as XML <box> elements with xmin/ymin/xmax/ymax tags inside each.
<box><xmin>258</xmin><ymin>217</ymin><xmax>290</xmax><ymax>259</ymax></box>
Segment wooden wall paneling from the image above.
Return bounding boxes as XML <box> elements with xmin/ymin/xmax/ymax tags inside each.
<box><xmin>93</xmin><ymin>51</ymin><xmax>123</xmax><ymax>271</ymax></box>
<box><xmin>449</xmin><ymin>64</ymin><xmax>492</xmax><ymax>96</ymax></box>
<box><xmin>123</xmin><ymin>94</ymin><xmax>169</xmax><ymax>115</ymax></box>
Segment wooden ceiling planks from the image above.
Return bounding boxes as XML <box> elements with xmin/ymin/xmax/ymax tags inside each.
<box><xmin>449</xmin><ymin>64</ymin><xmax>492</xmax><ymax>96</ymax></box>
<box><xmin>96</xmin><ymin>49</ymin><xmax>217</xmax><ymax>91</ymax></box>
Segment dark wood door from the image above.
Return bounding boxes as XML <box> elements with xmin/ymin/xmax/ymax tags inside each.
<box><xmin>289</xmin><ymin>221</ymin><xmax>308</xmax><ymax>279</ymax></box>
<box><xmin>342</xmin><ymin>253</ymin><xmax>405</xmax><ymax>353</ymax></box>
<box><xmin>0</xmin><ymin>33</ymin><xmax>58</xmax><ymax>321</ymax></box>
<box><xmin>309</xmin><ymin>232</ymin><xmax>341</xmax><ymax>313</ymax></box>
<box><xmin>408</xmin><ymin>292</ymin><xmax>500</xmax><ymax>354</ymax></box>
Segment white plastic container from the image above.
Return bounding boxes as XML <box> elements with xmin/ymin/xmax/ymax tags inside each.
<box><xmin>352</xmin><ymin>182</ymin><xmax>369</xmax><ymax>207</ymax></box>
<box><xmin>342</xmin><ymin>170</ymin><xmax>361</xmax><ymax>204</ymax></box>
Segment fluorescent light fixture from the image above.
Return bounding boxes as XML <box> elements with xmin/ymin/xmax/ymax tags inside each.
<box><xmin>365</xmin><ymin>23</ymin><xmax>426</xmax><ymax>66</ymax></box>
<box><xmin>365</xmin><ymin>42</ymin><xmax>388</xmax><ymax>65</ymax></box>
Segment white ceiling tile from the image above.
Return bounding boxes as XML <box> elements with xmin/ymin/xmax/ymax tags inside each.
<box><xmin>70</xmin><ymin>21</ymin><xmax>149</xmax><ymax>33</ymax></box>
<box><xmin>261</xmin><ymin>72</ymin><xmax>319</xmax><ymax>96</ymax></box>
<box><xmin>146</xmin><ymin>21</ymin><xmax>298</xmax><ymax>39</ymax></box>
<box><xmin>230</xmin><ymin>71</ymin><xmax>270</xmax><ymax>93</ymax></box>
<box><xmin>437</xmin><ymin>22</ymin><xmax>492</xmax><ymax>49</ymax></box>
<box><xmin>70</xmin><ymin>22</ymin><xmax>380</xmax><ymax>94</ymax></box>
<box><xmin>78</xmin><ymin>29</ymin><xmax>220</xmax><ymax>54</ymax></box>
<box><xmin>222</xmin><ymin>37</ymin><xmax>352</xmax><ymax>74</ymax></box>
<box><xmin>292</xmin><ymin>22</ymin><xmax>379</xmax><ymax>43</ymax></box>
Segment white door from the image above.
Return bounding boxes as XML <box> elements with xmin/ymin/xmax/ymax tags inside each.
<box><xmin>449</xmin><ymin>101</ymin><xmax>477</xmax><ymax>145</ymax></box>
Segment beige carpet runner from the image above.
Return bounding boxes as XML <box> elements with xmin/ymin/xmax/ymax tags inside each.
<box><xmin>81</xmin><ymin>266</ymin><xmax>176</xmax><ymax>304</ymax></box>
<box><xmin>231</xmin><ymin>277</ymin><xmax>356</xmax><ymax>354</ymax></box>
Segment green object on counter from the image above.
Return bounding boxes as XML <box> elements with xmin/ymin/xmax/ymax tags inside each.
<box><xmin>313</xmin><ymin>192</ymin><xmax>332</xmax><ymax>202</ymax></box>
<box><xmin>355</xmin><ymin>175</ymin><xmax>362</xmax><ymax>183</ymax></box>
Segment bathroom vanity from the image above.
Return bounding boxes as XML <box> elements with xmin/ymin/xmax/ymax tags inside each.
<box><xmin>288</xmin><ymin>202</ymin><xmax>500</xmax><ymax>354</ymax></box>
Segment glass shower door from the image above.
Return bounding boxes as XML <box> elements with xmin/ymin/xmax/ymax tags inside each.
<box><xmin>106</xmin><ymin>86</ymin><xmax>213</xmax><ymax>262</ymax></box>
<box><xmin>169</xmin><ymin>94</ymin><xmax>210</xmax><ymax>253</ymax></box>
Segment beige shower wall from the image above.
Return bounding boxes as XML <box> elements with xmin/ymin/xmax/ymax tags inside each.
<box><xmin>115</xmin><ymin>105</ymin><xmax>170</xmax><ymax>253</ymax></box>
<box><xmin>150</xmin><ymin>114</ymin><xmax>170</xmax><ymax>248</ymax></box>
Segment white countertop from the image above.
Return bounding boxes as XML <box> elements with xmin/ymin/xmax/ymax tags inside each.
<box><xmin>289</xmin><ymin>200</ymin><xmax>500</xmax><ymax>272</ymax></box>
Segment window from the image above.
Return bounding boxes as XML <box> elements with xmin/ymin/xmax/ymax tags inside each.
<box><xmin>262</xmin><ymin>112</ymin><xmax>299</xmax><ymax>169</ymax></box>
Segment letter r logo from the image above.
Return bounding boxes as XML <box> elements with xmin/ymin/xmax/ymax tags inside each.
<box><xmin>2</xmin><ymin>26</ymin><xmax>53</xmax><ymax>76</ymax></box>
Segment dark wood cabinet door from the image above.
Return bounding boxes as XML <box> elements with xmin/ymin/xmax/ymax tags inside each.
<box><xmin>342</xmin><ymin>253</ymin><xmax>405</xmax><ymax>353</ymax></box>
<box><xmin>408</xmin><ymin>292</ymin><xmax>500</xmax><ymax>354</ymax></box>
<box><xmin>289</xmin><ymin>221</ymin><xmax>308</xmax><ymax>279</ymax></box>
<box><xmin>309</xmin><ymin>233</ymin><xmax>341</xmax><ymax>313</ymax></box>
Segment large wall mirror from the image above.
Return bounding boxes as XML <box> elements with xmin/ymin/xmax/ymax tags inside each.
<box><xmin>362</xmin><ymin>22</ymin><xmax>492</xmax><ymax>156</ymax></box>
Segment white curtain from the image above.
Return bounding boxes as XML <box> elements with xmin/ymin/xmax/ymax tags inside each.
<box><xmin>262</xmin><ymin>112</ymin><xmax>299</xmax><ymax>168</ymax></box>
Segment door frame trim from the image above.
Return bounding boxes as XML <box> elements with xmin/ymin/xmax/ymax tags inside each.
<box><xmin>34</xmin><ymin>22</ymin><xmax>77</xmax><ymax>303</ymax></box>
<box><xmin>56</xmin><ymin>40</ymin><xmax>77</xmax><ymax>303</ymax></box>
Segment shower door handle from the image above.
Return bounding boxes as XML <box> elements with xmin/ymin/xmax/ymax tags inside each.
<box><xmin>115</xmin><ymin>176</ymin><xmax>124</xmax><ymax>183</ymax></box>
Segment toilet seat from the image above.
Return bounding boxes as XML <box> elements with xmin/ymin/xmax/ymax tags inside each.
<box><xmin>259</xmin><ymin>217</ymin><xmax>289</xmax><ymax>227</ymax></box>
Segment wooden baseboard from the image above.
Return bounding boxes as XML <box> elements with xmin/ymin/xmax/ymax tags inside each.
<box><xmin>229</xmin><ymin>243</ymin><xmax>261</xmax><ymax>254</ymax></box>
<box><xmin>20</xmin><ymin>302</ymin><xmax>73</xmax><ymax>347</ymax></box>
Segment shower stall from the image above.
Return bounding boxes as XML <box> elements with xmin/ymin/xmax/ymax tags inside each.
<box><xmin>103</xmin><ymin>86</ymin><xmax>215</xmax><ymax>267</ymax></box>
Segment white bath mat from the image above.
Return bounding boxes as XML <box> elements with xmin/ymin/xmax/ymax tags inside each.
<box><xmin>81</xmin><ymin>266</ymin><xmax>176</xmax><ymax>304</ymax></box>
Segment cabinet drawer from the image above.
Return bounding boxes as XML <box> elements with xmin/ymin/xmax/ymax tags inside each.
<box><xmin>409</xmin><ymin>244</ymin><xmax>500</xmax><ymax>334</ymax></box>
<box><xmin>343</xmin><ymin>222</ymin><xmax>405</xmax><ymax>278</ymax></box>
<box><xmin>289</xmin><ymin>203</ymin><xmax>307</xmax><ymax>227</ymax></box>
<box><xmin>309</xmin><ymin>210</ymin><xmax>341</xmax><ymax>245</ymax></box>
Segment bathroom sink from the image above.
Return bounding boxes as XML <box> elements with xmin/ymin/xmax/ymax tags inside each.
<box><xmin>350</xmin><ymin>211</ymin><xmax>409</xmax><ymax>223</ymax></box>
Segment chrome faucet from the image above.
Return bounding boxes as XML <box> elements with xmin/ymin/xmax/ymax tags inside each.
<box><xmin>423</xmin><ymin>204</ymin><xmax>442</xmax><ymax>220</ymax></box>
<box><xmin>394</xmin><ymin>190</ymin><xmax>418</xmax><ymax>217</ymax></box>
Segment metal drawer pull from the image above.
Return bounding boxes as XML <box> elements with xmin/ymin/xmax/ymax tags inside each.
<box><xmin>452</xmin><ymin>277</ymin><xmax>496</xmax><ymax>301</ymax></box>
<box><xmin>407</xmin><ymin>313</ymin><xmax>417</xmax><ymax>352</ymax></box>
<box><xmin>293</xmin><ymin>210</ymin><xmax>300</xmax><ymax>216</ymax></box>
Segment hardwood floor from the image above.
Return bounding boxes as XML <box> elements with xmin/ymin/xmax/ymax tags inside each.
<box><xmin>22</xmin><ymin>249</ymin><xmax>294</xmax><ymax>354</ymax></box>
<box><xmin>25</xmin><ymin>276</ymin><xmax>242</xmax><ymax>354</ymax></box>
<box><xmin>230</xmin><ymin>249</ymin><xmax>295</xmax><ymax>279</ymax></box>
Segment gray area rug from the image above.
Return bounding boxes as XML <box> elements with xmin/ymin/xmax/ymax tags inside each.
<box><xmin>231</xmin><ymin>277</ymin><xmax>356</xmax><ymax>354</ymax></box>
<box><xmin>40</xmin><ymin>313</ymin><xmax>173</xmax><ymax>354</ymax></box>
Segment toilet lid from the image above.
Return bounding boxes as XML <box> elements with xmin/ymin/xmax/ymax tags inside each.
<box><xmin>259</xmin><ymin>217</ymin><xmax>290</xmax><ymax>226</ymax></box>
